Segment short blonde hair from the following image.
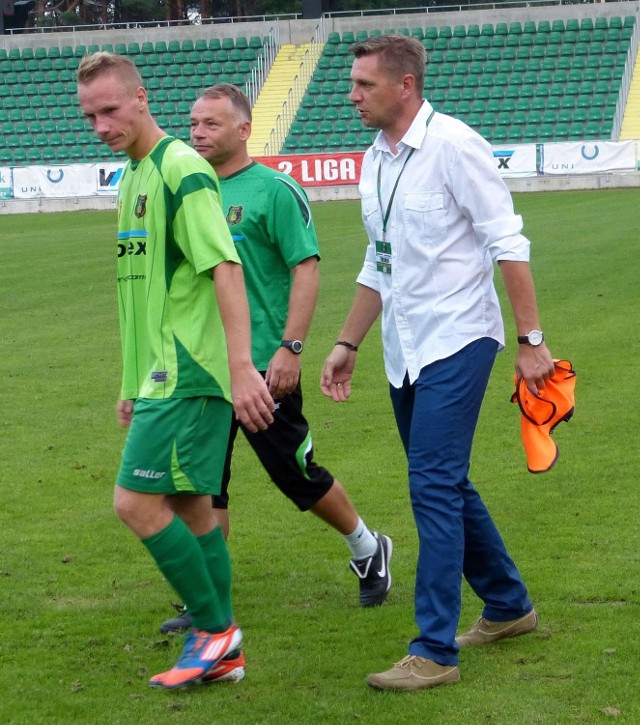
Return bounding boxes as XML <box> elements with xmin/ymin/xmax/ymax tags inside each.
<box><xmin>351</xmin><ymin>35</ymin><xmax>425</xmax><ymax>93</ymax></box>
<box><xmin>77</xmin><ymin>51</ymin><xmax>143</xmax><ymax>90</ymax></box>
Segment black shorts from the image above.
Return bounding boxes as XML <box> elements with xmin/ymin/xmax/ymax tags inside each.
<box><xmin>213</xmin><ymin>377</ymin><xmax>335</xmax><ymax>512</ymax></box>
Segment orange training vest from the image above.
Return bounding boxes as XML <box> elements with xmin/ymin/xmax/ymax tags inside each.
<box><xmin>511</xmin><ymin>359</ymin><xmax>576</xmax><ymax>474</ymax></box>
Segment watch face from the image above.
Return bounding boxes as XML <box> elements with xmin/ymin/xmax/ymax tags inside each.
<box><xmin>528</xmin><ymin>330</ymin><xmax>544</xmax><ymax>346</ymax></box>
<box><xmin>291</xmin><ymin>340</ymin><xmax>303</xmax><ymax>354</ymax></box>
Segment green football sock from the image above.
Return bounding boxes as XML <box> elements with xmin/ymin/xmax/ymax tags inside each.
<box><xmin>197</xmin><ymin>525</ymin><xmax>234</xmax><ymax>624</ymax></box>
<box><xmin>142</xmin><ymin>516</ymin><xmax>227</xmax><ymax>633</ymax></box>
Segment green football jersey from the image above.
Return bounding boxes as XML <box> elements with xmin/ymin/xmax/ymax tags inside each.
<box><xmin>219</xmin><ymin>162</ymin><xmax>319</xmax><ymax>370</ymax></box>
<box><xmin>117</xmin><ymin>136</ymin><xmax>240</xmax><ymax>401</ymax></box>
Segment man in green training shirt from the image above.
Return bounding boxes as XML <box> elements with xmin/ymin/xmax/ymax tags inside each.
<box><xmin>77</xmin><ymin>53</ymin><xmax>274</xmax><ymax>690</ymax></box>
<box><xmin>159</xmin><ymin>84</ymin><xmax>392</xmax><ymax>643</ymax></box>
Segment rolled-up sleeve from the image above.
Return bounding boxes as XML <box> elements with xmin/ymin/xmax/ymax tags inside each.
<box><xmin>453</xmin><ymin>135</ymin><xmax>531</xmax><ymax>263</ymax></box>
<box><xmin>356</xmin><ymin>240</ymin><xmax>381</xmax><ymax>292</ymax></box>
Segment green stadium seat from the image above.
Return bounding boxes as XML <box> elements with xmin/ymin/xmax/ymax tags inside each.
<box><xmin>66</xmin><ymin>144</ymin><xmax>83</xmax><ymax>160</ymax></box>
<box><xmin>311</xmin><ymin>134</ymin><xmax>327</xmax><ymax>151</ymax></box>
<box><xmin>11</xmin><ymin>147</ymin><xmax>27</xmax><ymax>164</ymax></box>
<box><xmin>538</xmin><ymin>124</ymin><xmax>554</xmax><ymax>140</ymax></box>
<box><xmin>588</xmin><ymin>107</ymin><xmax>604</xmax><ymax>122</ymax></box>
<box><xmin>491</xmin><ymin>127</ymin><xmax>507</xmax><ymax>143</ymax></box>
<box><xmin>342</xmin><ymin>132</ymin><xmax>360</xmax><ymax>149</ymax></box>
<box><xmin>27</xmin><ymin>146</ymin><xmax>43</xmax><ymax>163</ymax></box>
<box><xmin>584</xmin><ymin>121</ymin><xmax>601</xmax><ymax>138</ymax></box>
<box><xmin>283</xmin><ymin>137</ymin><xmax>299</xmax><ymax>152</ymax></box>
<box><xmin>467</xmin><ymin>112</ymin><xmax>482</xmax><ymax>128</ymax></box>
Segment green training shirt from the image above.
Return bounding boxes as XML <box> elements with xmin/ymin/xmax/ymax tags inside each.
<box><xmin>117</xmin><ymin>136</ymin><xmax>240</xmax><ymax>401</ymax></box>
<box><xmin>219</xmin><ymin>162</ymin><xmax>319</xmax><ymax>370</ymax></box>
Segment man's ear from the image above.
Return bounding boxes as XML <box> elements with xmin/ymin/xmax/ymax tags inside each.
<box><xmin>402</xmin><ymin>73</ymin><xmax>417</xmax><ymax>97</ymax></box>
<box><xmin>136</xmin><ymin>86</ymin><xmax>148</xmax><ymax>110</ymax></box>
<box><xmin>239</xmin><ymin>120</ymin><xmax>252</xmax><ymax>142</ymax></box>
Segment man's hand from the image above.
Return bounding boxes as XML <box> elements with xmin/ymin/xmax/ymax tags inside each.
<box><xmin>265</xmin><ymin>347</ymin><xmax>301</xmax><ymax>399</ymax></box>
<box><xmin>231</xmin><ymin>365</ymin><xmax>275</xmax><ymax>433</ymax></box>
<box><xmin>117</xmin><ymin>399</ymin><xmax>134</xmax><ymax>427</ymax></box>
<box><xmin>516</xmin><ymin>343</ymin><xmax>555</xmax><ymax>394</ymax></box>
<box><xmin>320</xmin><ymin>345</ymin><xmax>356</xmax><ymax>402</ymax></box>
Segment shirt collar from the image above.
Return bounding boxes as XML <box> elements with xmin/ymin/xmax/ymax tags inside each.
<box><xmin>372</xmin><ymin>99</ymin><xmax>434</xmax><ymax>157</ymax></box>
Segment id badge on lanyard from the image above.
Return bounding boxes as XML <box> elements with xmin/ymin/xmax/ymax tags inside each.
<box><xmin>375</xmin><ymin>110</ymin><xmax>435</xmax><ymax>275</ymax></box>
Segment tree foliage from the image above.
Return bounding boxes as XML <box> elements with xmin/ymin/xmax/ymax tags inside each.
<box><xmin>18</xmin><ymin>0</ymin><xmax>462</xmax><ymax>28</ymax></box>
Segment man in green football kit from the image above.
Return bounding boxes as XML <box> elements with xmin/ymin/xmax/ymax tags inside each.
<box><xmin>159</xmin><ymin>83</ymin><xmax>392</xmax><ymax>638</ymax></box>
<box><xmin>78</xmin><ymin>54</ymin><xmax>275</xmax><ymax>690</ymax></box>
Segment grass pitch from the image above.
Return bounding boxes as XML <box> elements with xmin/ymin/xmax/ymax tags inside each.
<box><xmin>1</xmin><ymin>188</ymin><xmax>639</xmax><ymax>724</ymax></box>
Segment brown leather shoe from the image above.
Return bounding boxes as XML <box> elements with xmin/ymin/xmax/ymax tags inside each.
<box><xmin>367</xmin><ymin>655</ymin><xmax>460</xmax><ymax>691</ymax></box>
<box><xmin>456</xmin><ymin>609</ymin><xmax>538</xmax><ymax>648</ymax></box>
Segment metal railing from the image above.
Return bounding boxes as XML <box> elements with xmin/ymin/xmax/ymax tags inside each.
<box><xmin>247</xmin><ymin>26</ymin><xmax>278</xmax><ymax>108</ymax></box>
<box><xmin>324</xmin><ymin>0</ymin><xmax>617</xmax><ymax>19</ymax></box>
<box><xmin>612</xmin><ymin>9</ymin><xmax>639</xmax><ymax>140</ymax></box>
<box><xmin>263</xmin><ymin>23</ymin><xmax>324</xmax><ymax>155</ymax></box>
<box><xmin>4</xmin><ymin>13</ymin><xmax>300</xmax><ymax>35</ymax></box>
<box><xmin>5</xmin><ymin>0</ymin><xmax>621</xmax><ymax>34</ymax></box>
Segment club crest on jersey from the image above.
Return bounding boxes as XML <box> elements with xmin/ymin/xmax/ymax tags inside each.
<box><xmin>134</xmin><ymin>195</ymin><xmax>147</xmax><ymax>219</ymax></box>
<box><xmin>226</xmin><ymin>205</ymin><xmax>243</xmax><ymax>225</ymax></box>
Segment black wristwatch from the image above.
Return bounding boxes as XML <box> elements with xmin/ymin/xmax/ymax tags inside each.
<box><xmin>280</xmin><ymin>339</ymin><xmax>304</xmax><ymax>354</ymax></box>
<box><xmin>517</xmin><ymin>330</ymin><xmax>544</xmax><ymax>347</ymax></box>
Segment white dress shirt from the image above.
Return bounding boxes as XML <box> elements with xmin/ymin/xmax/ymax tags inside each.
<box><xmin>356</xmin><ymin>99</ymin><xmax>531</xmax><ymax>388</ymax></box>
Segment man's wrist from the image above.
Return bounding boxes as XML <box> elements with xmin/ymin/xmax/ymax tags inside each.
<box><xmin>517</xmin><ymin>330</ymin><xmax>544</xmax><ymax>347</ymax></box>
<box><xmin>280</xmin><ymin>339</ymin><xmax>304</xmax><ymax>354</ymax></box>
<box><xmin>335</xmin><ymin>340</ymin><xmax>359</xmax><ymax>352</ymax></box>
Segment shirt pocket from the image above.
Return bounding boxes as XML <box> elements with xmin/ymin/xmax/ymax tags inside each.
<box><xmin>404</xmin><ymin>191</ymin><xmax>446</xmax><ymax>244</ymax></box>
<box><xmin>361</xmin><ymin>194</ymin><xmax>382</xmax><ymax>240</ymax></box>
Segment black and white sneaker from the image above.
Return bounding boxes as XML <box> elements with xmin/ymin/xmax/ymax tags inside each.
<box><xmin>349</xmin><ymin>532</ymin><xmax>393</xmax><ymax>607</ymax></box>
<box><xmin>159</xmin><ymin>604</ymin><xmax>193</xmax><ymax>634</ymax></box>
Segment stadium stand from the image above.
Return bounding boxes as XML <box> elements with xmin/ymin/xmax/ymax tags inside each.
<box><xmin>0</xmin><ymin>35</ymin><xmax>267</xmax><ymax>164</ymax></box>
<box><xmin>284</xmin><ymin>15</ymin><xmax>635</xmax><ymax>151</ymax></box>
<box><xmin>0</xmin><ymin>13</ymin><xmax>637</xmax><ymax>164</ymax></box>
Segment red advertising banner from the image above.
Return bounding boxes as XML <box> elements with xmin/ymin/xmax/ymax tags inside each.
<box><xmin>255</xmin><ymin>152</ymin><xmax>365</xmax><ymax>187</ymax></box>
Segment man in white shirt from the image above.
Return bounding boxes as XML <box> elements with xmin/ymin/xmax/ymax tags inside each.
<box><xmin>321</xmin><ymin>34</ymin><xmax>555</xmax><ymax>692</ymax></box>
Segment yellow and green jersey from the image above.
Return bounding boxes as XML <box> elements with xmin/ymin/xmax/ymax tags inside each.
<box><xmin>219</xmin><ymin>162</ymin><xmax>319</xmax><ymax>370</ymax></box>
<box><xmin>117</xmin><ymin>136</ymin><xmax>240</xmax><ymax>401</ymax></box>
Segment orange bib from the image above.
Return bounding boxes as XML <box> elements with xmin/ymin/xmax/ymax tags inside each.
<box><xmin>511</xmin><ymin>359</ymin><xmax>576</xmax><ymax>474</ymax></box>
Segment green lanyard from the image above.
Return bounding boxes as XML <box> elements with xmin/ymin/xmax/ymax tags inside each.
<box><xmin>376</xmin><ymin>148</ymin><xmax>415</xmax><ymax>241</ymax></box>
<box><xmin>376</xmin><ymin>110</ymin><xmax>435</xmax><ymax>241</ymax></box>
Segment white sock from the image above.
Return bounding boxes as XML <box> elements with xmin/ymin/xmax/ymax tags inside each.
<box><xmin>344</xmin><ymin>517</ymin><xmax>378</xmax><ymax>560</ymax></box>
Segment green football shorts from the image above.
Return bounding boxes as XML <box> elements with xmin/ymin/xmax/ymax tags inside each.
<box><xmin>116</xmin><ymin>396</ymin><xmax>232</xmax><ymax>495</ymax></box>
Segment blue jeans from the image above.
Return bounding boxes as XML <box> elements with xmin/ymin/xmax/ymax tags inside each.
<box><xmin>389</xmin><ymin>338</ymin><xmax>533</xmax><ymax>666</ymax></box>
